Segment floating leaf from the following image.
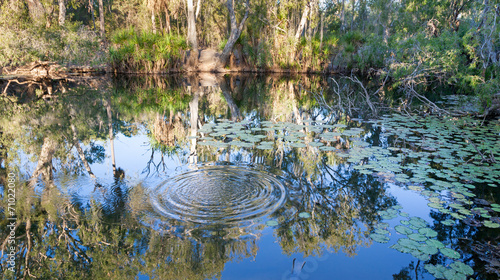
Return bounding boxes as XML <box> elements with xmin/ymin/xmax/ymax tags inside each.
<box><xmin>408</xmin><ymin>233</ymin><xmax>427</xmax><ymax>242</ymax></box>
<box><xmin>426</xmin><ymin>239</ymin><xmax>445</xmax><ymax>249</ymax></box>
<box><xmin>395</xmin><ymin>225</ymin><xmax>413</xmax><ymax>235</ymax></box>
<box><xmin>425</xmin><ymin>264</ymin><xmax>447</xmax><ymax>279</ymax></box>
<box><xmin>418</xmin><ymin>228</ymin><xmax>438</xmax><ymax>238</ymax></box>
<box><xmin>265</xmin><ymin>220</ymin><xmax>279</xmax><ymax>227</ymax></box>
<box><xmin>298</xmin><ymin>212</ymin><xmax>311</xmax><ymax>219</ymax></box>
<box><xmin>450</xmin><ymin>262</ymin><xmax>474</xmax><ymax>276</ymax></box>
<box><xmin>443</xmin><ymin>269</ymin><xmax>466</xmax><ymax>280</ymax></box>
<box><xmin>409</xmin><ymin>217</ymin><xmax>428</xmax><ymax>228</ymax></box>
<box><xmin>370</xmin><ymin>233</ymin><xmax>390</xmax><ymax>243</ymax></box>
<box><xmin>483</xmin><ymin>220</ymin><xmax>500</xmax><ymax>228</ymax></box>
<box><xmin>440</xmin><ymin>247</ymin><xmax>461</xmax><ymax>259</ymax></box>
<box><xmin>441</xmin><ymin>219</ymin><xmax>455</xmax><ymax>226</ymax></box>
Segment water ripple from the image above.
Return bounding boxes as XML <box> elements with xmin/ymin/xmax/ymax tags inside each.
<box><xmin>149</xmin><ymin>165</ymin><xmax>286</xmax><ymax>224</ymax></box>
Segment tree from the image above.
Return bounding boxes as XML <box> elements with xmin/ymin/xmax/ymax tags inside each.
<box><xmin>58</xmin><ymin>0</ymin><xmax>66</xmax><ymax>26</ymax></box>
<box><xmin>99</xmin><ymin>0</ymin><xmax>105</xmax><ymax>38</ymax></box>
<box><xmin>216</xmin><ymin>0</ymin><xmax>250</xmax><ymax>70</ymax></box>
<box><xmin>186</xmin><ymin>0</ymin><xmax>198</xmax><ymax>52</ymax></box>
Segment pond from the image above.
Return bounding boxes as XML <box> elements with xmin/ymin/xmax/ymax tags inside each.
<box><xmin>0</xmin><ymin>74</ymin><xmax>499</xmax><ymax>279</ymax></box>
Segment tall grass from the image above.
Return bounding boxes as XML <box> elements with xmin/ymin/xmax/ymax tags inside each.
<box><xmin>109</xmin><ymin>28</ymin><xmax>188</xmax><ymax>73</ymax></box>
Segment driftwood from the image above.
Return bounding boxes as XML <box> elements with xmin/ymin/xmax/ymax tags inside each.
<box><xmin>1</xmin><ymin>61</ymin><xmax>107</xmax><ymax>78</ymax></box>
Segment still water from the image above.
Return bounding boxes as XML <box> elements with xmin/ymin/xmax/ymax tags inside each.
<box><xmin>0</xmin><ymin>74</ymin><xmax>499</xmax><ymax>279</ymax></box>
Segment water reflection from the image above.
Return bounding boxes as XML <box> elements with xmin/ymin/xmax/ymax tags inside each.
<box><xmin>0</xmin><ymin>74</ymin><xmax>498</xmax><ymax>279</ymax></box>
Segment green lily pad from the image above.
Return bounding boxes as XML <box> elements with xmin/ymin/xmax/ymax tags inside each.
<box><xmin>369</xmin><ymin>233</ymin><xmax>390</xmax><ymax>243</ymax></box>
<box><xmin>440</xmin><ymin>247</ymin><xmax>461</xmax><ymax>259</ymax></box>
<box><xmin>450</xmin><ymin>261</ymin><xmax>474</xmax><ymax>276</ymax></box>
<box><xmin>298</xmin><ymin>212</ymin><xmax>311</xmax><ymax>219</ymax></box>
<box><xmin>418</xmin><ymin>227</ymin><xmax>438</xmax><ymax>238</ymax></box>
<box><xmin>443</xmin><ymin>269</ymin><xmax>466</xmax><ymax>280</ymax></box>
<box><xmin>483</xmin><ymin>220</ymin><xmax>500</xmax><ymax>228</ymax></box>
<box><xmin>265</xmin><ymin>220</ymin><xmax>279</xmax><ymax>227</ymax></box>
<box><xmin>424</xmin><ymin>264</ymin><xmax>447</xmax><ymax>279</ymax></box>
<box><xmin>408</xmin><ymin>233</ymin><xmax>427</xmax><ymax>242</ymax></box>
<box><xmin>395</xmin><ymin>225</ymin><xmax>413</xmax><ymax>235</ymax></box>
<box><xmin>441</xmin><ymin>219</ymin><xmax>455</xmax><ymax>226</ymax></box>
<box><xmin>426</xmin><ymin>239</ymin><xmax>445</xmax><ymax>249</ymax></box>
<box><xmin>418</xmin><ymin>244</ymin><xmax>438</xmax><ymax>255</ymax></box>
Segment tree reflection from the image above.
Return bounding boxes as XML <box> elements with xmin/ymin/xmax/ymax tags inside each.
<box><xmin>0</xmin><ymin>74</ymin><xmax>409</xmax><ymax>279</ymax></box>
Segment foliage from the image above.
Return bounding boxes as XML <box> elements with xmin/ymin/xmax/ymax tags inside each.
<box><xmin>0</xmin><ymin>22</ymin><xmax>106</xmax><ymax>67</ymax></box>
<box><xmin>109</xmin><ymin>28</ymin><xmax>188</xmax><ymax>72</ymax></box>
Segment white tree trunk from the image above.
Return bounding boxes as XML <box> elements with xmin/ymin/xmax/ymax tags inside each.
<box><xmin>186</xmin><ymin>0</ymin><xmax>198</xmax><ymax>50</ymax></box>
<box><xmin>58</xmin><ymin>0</ymin><xmax>66</xmax><ymax>26</ymax></box>
<box><xmin>295</xmin><ymin>1</ymin><xmax>311</xmax><ymax>42</ymax></box>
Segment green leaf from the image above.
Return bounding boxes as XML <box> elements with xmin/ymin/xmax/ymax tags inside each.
<box><xmin>418</xmin><ymin>227</ymin><xmax>438</xmax><ymax>238</ymax></box>
<box><xmin>370</xmin><ymin>233</ymin><xmax>390</xmax><ymax>243</ymax></box>
<box><xmin>440</xmin><ymin>247</ymin><xmax>461</xmax><ymax>259</ymax></box>
<box><xmin>450</xmin><ymin>262</ymin><xmax>474</xmax><ymax>276</ymax></box>
<box><xmin>395</xmin><ymin>225</ymin><xmax>413</xmax><ymax>235</ymax></box>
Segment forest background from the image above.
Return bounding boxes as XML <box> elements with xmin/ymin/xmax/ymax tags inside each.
<box><xmin>0</xmin><ymin>0</ymin><xmax>499</xmax><ymax>105</ymax></box>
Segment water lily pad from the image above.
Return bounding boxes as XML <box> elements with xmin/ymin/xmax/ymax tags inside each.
<box><xmin>426</xmin><ymin>239</ymin><xmax>445</xmax><ymax>249</ymax></box>
<box><xmin>483</xmin><ymin>220</ymin><xmax>500</xmax><ymax>228</ymax></box>
<box><xmin>443</xmin><ymin>269</ymin><xmax>466</xmax><ymax>280</ymax></box>
<box><xmin>441</xmin><ymin>219</ymin><xmax>455</xmax><ymax>226</ymax></box>
<box><xmin>397</xmin><ymin>238</ymin><xmax>420</xmax><ymax>250</ymax></box>
<box><xmin>408</xmin><ymin>233</ymin><xmax>427</xmax><ymax>242</ymax></box>
<box><xmin>418</xmin><ymin>244</ymin><xmax>438</xmax><ymax>255</ymax></box>
<box><xmin>440</xmin><ymin>247</ymin><xmax>461</xmax><ymax>259</ymax></box>
<box><xmin>395</xmin><ymin>225</ymin><xmax>413</xmax><ymax>235</ymax></box>
<box><xmin>375</xmin><ymin>228</ymin><xmax>390</xmax><ymax>235</ymax></box>
<box><xmin>425</xmin><ymin>264</ymin><xmax>447</xmax><ymax>279</ymax></box>
<box><xmin>418</xmin><ymin>228</ymin><xmax>438</xmax><ymax>238</ymax></box>
<box><xmin>450</xmin><ymin>262</ymin><xmax>474</xmax><ymax>276</ymax></box>
<box><xmin>369</xmin><ymin>233</ymin><xmax>390</xmax><ymax>243</ymax></box>
<box><xmin>265</xmin><ymin>220</ymin><xmax>279</xmax><ymax>227</ymax></box>
<box><xmin>298</xmin><ymin>212</ymin><xmax>311</xmax><ymax>218</ymax></box>
<box><xmin>409</xmin><ymin>217</ymin><xmax>428</xmax><ymax>228</ymax></box>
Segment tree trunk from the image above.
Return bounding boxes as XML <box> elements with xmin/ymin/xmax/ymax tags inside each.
<box><xmin>26</xmin><ymin>0</ymin><xmax>45</xmax><ymax>23</ymax></box>
<box><xmin>165</xmin><ymin>8</ymin><xmax>171</xmax><ymax>34</ymax></box>
<box><xmin>31</xmin><ymin>137</ymin><xmax>58</xmax><ymax>186</ymax></box>
<box><xmin>295</xmin><ymin>1</ymin><xmax>310</xmax><ymax>42</ymax></box>
<box><xmin>189</xmin><ymin>90</ymin><xmax>201</xmax><ymax>165</ymax></box>
<box><xmin>319</xmin><ymin>11</ymin><xmax>324</xmax><ymax>49</ymax></box>
<box><xmin>216</xmin><ymin>0</ymin><xmax>250</xmax><ymax>69</ymax></box>
<box><xmin>186</xmin><ymin>0</ymin><xmax>198</xmax><ymax>50</ymax></box>
<box><xmin>220</xmin><ymin>78</ymin><xmax>240</xmax><ymax>120</ymax></box>
<box><xmin>195</xmin><ymin>0</ymin><xmax>201</xmax><ymax>19</ymax></box>
<box><xmin>105</xmin><ymin>97</ymin><xmax>116</xmax><ymax>177</ymax></box>
<box><xmin>58</xmin><ymin>0</ymin><xmax>66</xmax><ymax>25</ymax></box>
<box><xmin>340</xmin><ymin>0</ymin><xmax>345</xmax><ymax>32</ymax></box>
<box><xmin>89</xmin><ymin>0</ymin><xmax>96</xmax><ymax>31</ymax></box>
<box><xmin>152</xmin><ymin>11</ymin><xmax>157</xmax><ymax>34</ymax></box>
<box><xmin>98</xmin><ymin>0</ymin><xmax>105</xmax><ymax>38</ymax></box>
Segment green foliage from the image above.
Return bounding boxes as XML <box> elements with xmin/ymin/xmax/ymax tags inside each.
<box><xmin>109</xmin><ymin>28</ymin><xmax>188</xmax><ymax>72</ymax></box>
<box><xmin>0</xmin><ymin>23</ymin><xmax>106</xmax><ymax>67</ymax></box>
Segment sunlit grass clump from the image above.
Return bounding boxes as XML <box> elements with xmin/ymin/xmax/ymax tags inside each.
<box><xmin>110</xmin><ymin>28</ymin><xmax>188</xmax><ymax>73</ymax></box>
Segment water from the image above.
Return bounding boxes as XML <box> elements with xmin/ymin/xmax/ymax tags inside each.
<box><xmin>0</xmin><ymin>74</ymin><xmax>499</xmax><ymax>279</ymax></box>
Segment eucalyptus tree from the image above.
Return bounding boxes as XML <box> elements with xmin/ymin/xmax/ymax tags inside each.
<box><xmin>216</xmin><ymin>0</ymin><xmax>250</xmax><ymax>69</ymax></box>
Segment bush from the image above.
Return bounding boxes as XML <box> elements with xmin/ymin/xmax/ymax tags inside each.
<box><xmin>109</xmin><ymin>29</ymin><xmax>188</xmax><ymax>72</ymax></box>
<box><xmin>0</xmin><ymin>24</ymin><xmax>106</xmax><ymax>67</ymax></box>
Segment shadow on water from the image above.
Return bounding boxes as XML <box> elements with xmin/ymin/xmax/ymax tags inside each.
<box><xmin>0</xmin><ymin>74</ymin><xmax>499</xmax><ymax>279</ymax></box>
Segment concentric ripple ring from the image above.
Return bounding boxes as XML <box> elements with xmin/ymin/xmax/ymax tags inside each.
<box><xmin>149</xmin><ymin>165</ymin><xmax>286</xmax><ymax>224</ymax></box>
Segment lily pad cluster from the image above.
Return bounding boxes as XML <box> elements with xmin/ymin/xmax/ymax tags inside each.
<box><xmin>425</xmin><ymin>262</ymin><xmax>474</xmax><ymax>280</ymax></box>
<box><xmin>195</xmin><ymin>119</ymin><xmax>364</xmax><ymax>152</ymax></box>
<box><xmin>357</xmin><ymin>114</ymin><xmax>500</xmax><ymax>230</ymax></box>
